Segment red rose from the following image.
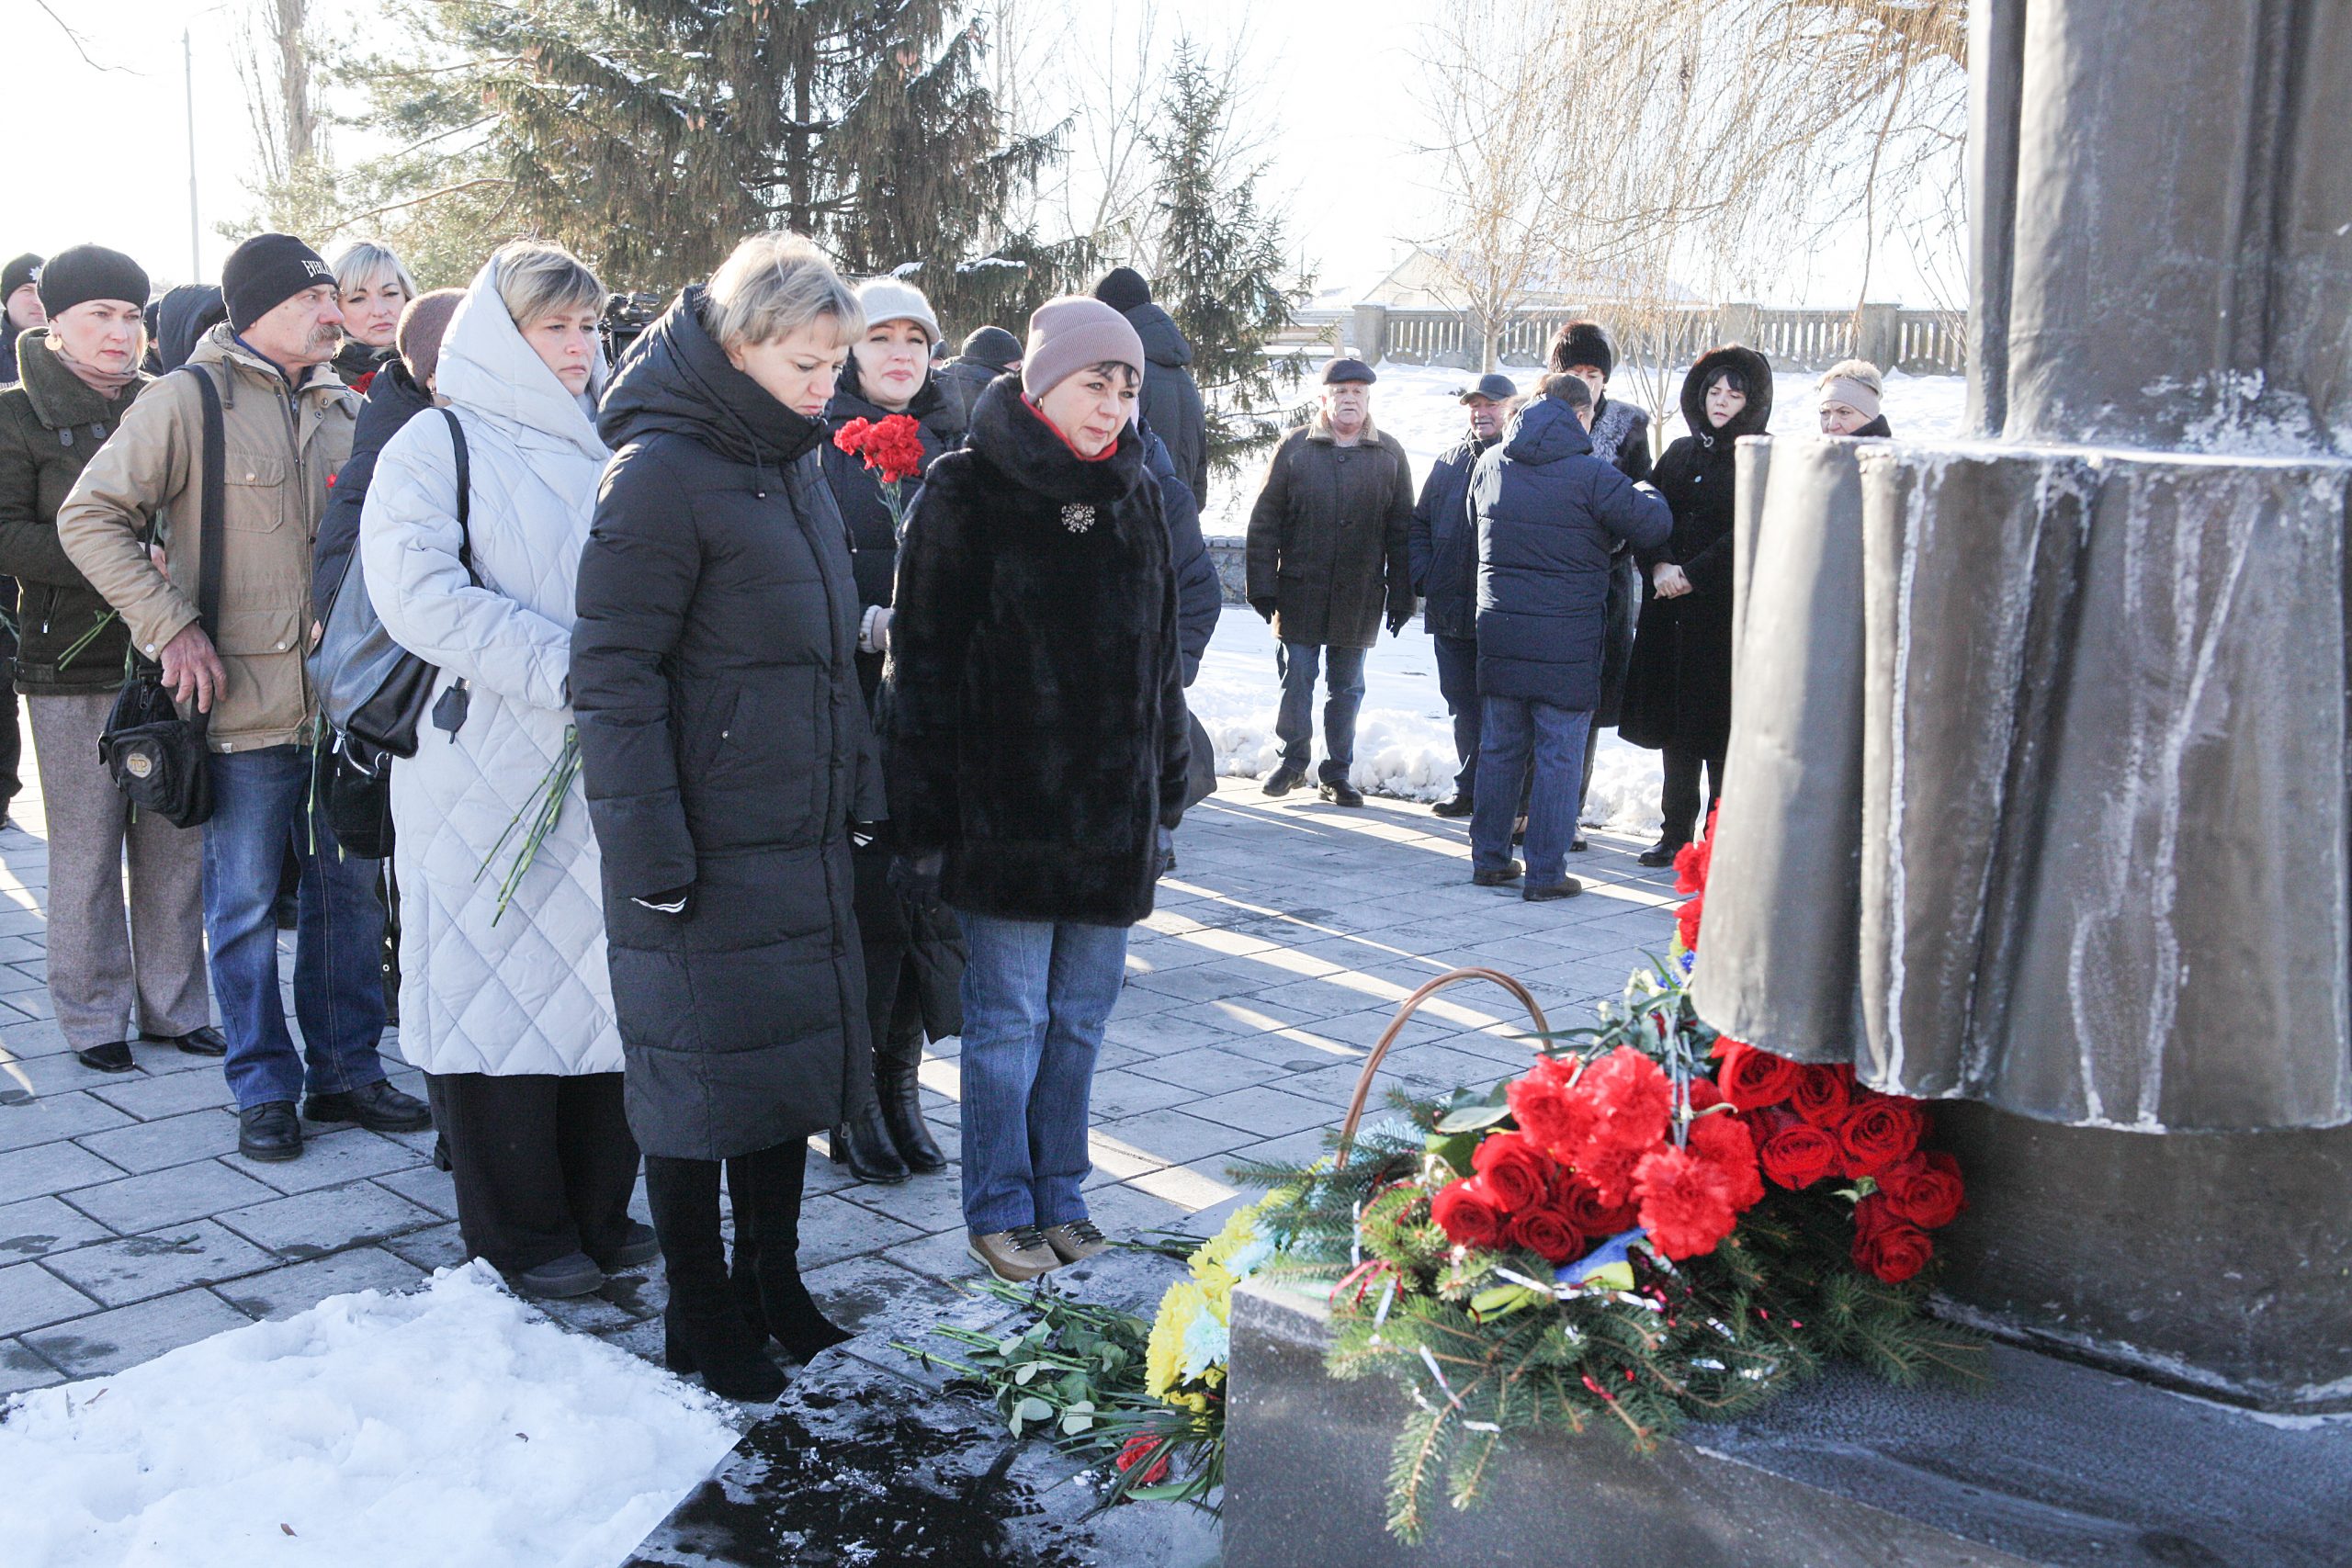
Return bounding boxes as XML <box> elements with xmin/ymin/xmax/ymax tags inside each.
<box><xmin>1676</xmin><ymin>893</ymin><xmax>1704</xmax><ymax>951</ymax></box>
<box><xmin>1633</xmin><ymin>1145</ymin><xmax>1738</xmax><ymax>1260</ymax></box>
<box><xmin>1877</xmin><ymin>1149</ymin><xmax>1965</xmax><ymax>1229</ymax></box>
<box><xmin>1470</xmin><ymin>1132</ymin><xmax>1557</xmax><ymax>1213</ymax></box>
<box><xmin>1507</xmin><ymin>1207</ymin><xmax>1587</xmax><ymax>1266</ymax></box>
<box><xmin>1672</xmin><ymin>835</ymin><xmax>1713</xmax><ymax>896</ymax></box>
<box><xmin>1557</xmin><ymin>1177</ymin><xmax>1637</xmax><ymax>1237</ymax></box>
<box><xmin>1114</xmin><ymin>1434</ymin><xmax>1172</xmax><ymax>1485</ymax></box>
<box><xmin>1712</xmin><ymin>1039</ymin><xmax>1803</xmax><ymax>1111</ymax></box>
<box><xmin>1506</xmin><ymin>1055</ymin><xmax>1592</xmax><ymax>1163</ymax></box>
<box><xmin>1851</xmin><ymin>1194</ymin><xmax>1935</xmax><ymax>1282</ymax></box>
<box><xmin>1838</xmin><ymin>1096</ymin><xmax>1928</xmax><ymax>1179</ymax></box>
<box><xmin>1429</xmin><ymin>1178</ymin><xmax>1507</xmax><ymax>1250</ymax></box>
<box><xmin>1688</xmin><ymin>1076</ymin><xmax>1724</xmax><ymax>1112</ymax></box>
<box><xmin>1687</xmin><ymin>1111</ymin><xmax>1765</xmax><ymax>1210</ymax></box>
<box><xmin>1758</xmin><ymin>1122</ymin><xmax>1840</xmax><ymax>1189</ymax></box>
<box><xmin>1790</xmin><ymin>1063</ymin><xmax>1855</xmax><ymax>1125</ymax></box>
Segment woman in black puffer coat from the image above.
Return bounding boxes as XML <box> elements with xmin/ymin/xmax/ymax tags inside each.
<box><xmin>818</xmin><ymin>277</ymin><xmax>966</xmax><ymax>1187</ymax></box>
<box><xmin>1619</xmin><ymin>344</ymin><xmax>1772</xmax><ymax>864</ymax></box>
<box><xmin>571</xmin><ymin>234</ymin><xmax>880</xmax><ymax>1402</ymax></box>
<box><xmin>887</xmin><ymin>297</ymin><xmax>1189</xmax><ymax>1286</ymax></box>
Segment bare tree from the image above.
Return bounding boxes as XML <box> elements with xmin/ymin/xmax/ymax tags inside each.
<box><xmin>239</xmin><ymin>0</ymin><xmax>321</xmax><ymax>189</ymax></box>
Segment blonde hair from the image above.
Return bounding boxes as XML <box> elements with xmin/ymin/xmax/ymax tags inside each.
<box><xmin>1819</xmin><ymin>357</ymin><xmax>1883</xmax><ymax>395</ymax></box>
<box><xmin>702</xmin><ymin>232</ymin><xmax>861</xmax><ymax>353</ymax></box>
<box><xmin>490</xmin><ymin>241</ymin><xmax>604</xmax><ymax>329</ymax></box>
<box><xmin>330</xmin><ymin>240</ymin><xmax>417</xmax><ymax>301</ymax></box>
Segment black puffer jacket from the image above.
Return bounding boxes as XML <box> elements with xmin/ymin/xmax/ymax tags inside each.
<box><xmin>886</xmin><ymin>377</ymin><xmax>1189</xmax><ymax>927</ymax></box>
<box><xmin>1140</xmin><ymin>420</ymin><xmax>1219</xmax><ymax>683</ymax></box>
<box><xmin>1408</xmin><ymin>428</ymin><xmax>1499</xmax><ymax>640</ymax></box>
<box><xmin>1123</xmin><ymin>302</ymin><xmax>1210</xmax><ymax>504</ymax></box>
<box><xmin>1620</xmin><ymin>345</ymin><xmax>1773</xmax><ymax>756</ymax></box>
<box><xmin>820</xmin><ymin>359</ymin><xmax>962</xmax><ymax>696</ymax></box>
<box><xmin>311</xmin><ymin>357</ymin><xmax>434</xmax><ymax>615</ymax></box>
<box><xmin>571</xmin><ymin>289</ymin><xmax>882</xmax><ymax>1161</ymax></box>
<box><xmin>1587</xmin><ymin>396</ymin><xmax>1655</xmax><ymax>728</ymax></box>
<box><xmin>0</xmin><ymin>331</ymin><xmax>146</xmax><ymax>693</ymax></box>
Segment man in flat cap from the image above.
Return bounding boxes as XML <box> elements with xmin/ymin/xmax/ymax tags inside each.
<box><xmin>1409</xmin><ymin>372</ymin><xmax>1518</xmax><ymax>817</ymax></box>
<box><xmin>1244</xmin><ymin>357</ymin><xmax>1417</xmax><ymax>807</ymax></box>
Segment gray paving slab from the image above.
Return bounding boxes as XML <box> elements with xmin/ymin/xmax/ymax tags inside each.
<box><xmin>209</xmin><ymin>1246</ymin><xmax>427</xmax><ymax>1320</ymax></box>
<box><xmin>1185</xmin><ymin>1082</ymin><xmax>1350</xmax><ymax>1139</ymax></box>
<box><xmin>85</xmin><ymin>1066</ymin><xmax>236</xmax><ymax>1122</ymax></box>
<box><xmin>220</xmin><ymin>1125</ymin><xmax>422</xmax><ymax>1194</ymax></box>
<box><xmin>0</xmin><ymin>1194</ymin><xmax>117</xmax><ymax>1261</ymax></box>
<box><xmin>0</xmin><ymin>1335</ymin><xmax>64</xmax><ymax>1395</ymax></box>
<box><xmin>0</xmin><ymin>1259</ymin><xmax>99</xmax><ymax>1335</ymax></box>
<box><xmin>23</xmin><ymin>1289</ymin><xmax>254</xmax><ymax>1378</ymax></box>
<box><xmin>74</xmin><ymin>1108</ymin><xmax>245</xmax><ymax>1175</ymax></box>
<box><xmin>381</xmin><ymin>1219</ymin><xmax>468</xmax><ymax>1272</ymax></box>
<box><xmin>62</xmin><ymin>1157</ymin><xmax>282</xmax><ymax>1233</ymax></box>
<box><xmin>214</xmin><ymin>1180</ymin><xmax>443</xmax><ymax>1258</ymax></box>
<box><xmin>795</xmin><ymin>1191</ymin><xmax>928</xmax><ymax>1270</ymax></box>
<box><xmin>0</xmin><ymin>1090</ymin><xmax>134</xmax><ymax>1152</ymax></box>
<box><xmin>370</xmin><ymin>1162</ymin><xmax>460</xmax><ymax>1219</ymax></box>
<box><xmin>0</xmin><ymin>1137</ymin><xmax>128</xmax><ymax>1199</ymax></box>
<box><xmin>42</xmin><ymin>1220</ymin><xmax>277</xmax><ymax>1307</ymax></box>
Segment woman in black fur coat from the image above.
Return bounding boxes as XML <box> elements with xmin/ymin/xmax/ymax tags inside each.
<box><xmin>885</xmin><ymin>296</ymin><xmax>1189</xmax><ymax>1284</ymax></box>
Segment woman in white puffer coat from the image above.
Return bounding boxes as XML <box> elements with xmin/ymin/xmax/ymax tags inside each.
<box><xmin>361</xmin><ymin>242</ymin><xmax>649</xmax><ymax>1300</ymax></box>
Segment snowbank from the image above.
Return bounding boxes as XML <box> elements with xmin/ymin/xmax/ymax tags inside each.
<box><xmin>0</xmin><ymin>1263</ymin><xmax>738</xmax><ymax>1568</ymax></box>
<box><xmin>1189</xmin><ymin>608</ymin><xmax>1659</xmax><ymax>829</ymax></box>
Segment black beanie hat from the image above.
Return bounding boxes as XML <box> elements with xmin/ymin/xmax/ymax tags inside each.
<box><xmin>2</xmin><ymin>254</ymin><xmax>40</xmax><ymax>301</ymax></box>
<box><xmin>1549</xmin><ymin>320</ymin><xmax>1613</xmax><ymax>379</ymax></box>
<box><xmin>37</xmin><ymin>244</ymin><xmax>151</xmax><ymax>318</ymax></box>
<box><xmin>221</xmin><ymin>232</ymin><xmax>334</xmax><ymax>333</ymax></box>
<box><xmin>960</xmin><ymin>324</ymin><xmax>1023</xmax><ymax>369</ymax></box>
<box><xmin>1092</xmin><ymin>265</ymin><xmax>1151</xmax><ymax>315</ymax></box>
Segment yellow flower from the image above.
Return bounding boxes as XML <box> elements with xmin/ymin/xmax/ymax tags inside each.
<box><xmin>1147</xmin><ymin>1280</ymin><xmax>1205</xmax><ymax>1402</ymax></box>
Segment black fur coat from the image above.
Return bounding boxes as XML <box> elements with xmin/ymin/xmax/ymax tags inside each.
<box><xmin>885</xmin><ymin>377</ymin><xmax>1190</xmax><ymax>927</ymax></box>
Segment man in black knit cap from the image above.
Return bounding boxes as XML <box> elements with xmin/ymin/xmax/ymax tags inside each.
<box><xmin>58</xmin><ymin>232</ymin><xmax>427</xmax><ymax>1164</ymax></box>
<box><xmin>1093</xmin><ymin>266</ymin><xmax>1210</xmax><ymax>503</ymax></box>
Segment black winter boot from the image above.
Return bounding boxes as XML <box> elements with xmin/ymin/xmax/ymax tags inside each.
<box><xmin>730</xmin><ymin>1142</ymin><xmax>853</xmax><ymax>1363</ymax></box>
<box><xmin>645</xmin><ymin>1155</ymin><xmax>785</xmax><ymax>1402</ymax></box>
<box><xmin>875</xmin><ymin>1012</ymin><xmax>946</xmax><ymax>1174</ymax></box>
<box><xmin>827</xmin><ymin>1089</ymin><xmax>910</xmax><ymax>1184</ymax></box>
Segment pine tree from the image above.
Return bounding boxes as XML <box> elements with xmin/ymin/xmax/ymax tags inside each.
<box><xmin>1144</xmin><ymin>40</ymin><xmax>1311</xmax><ymax>479</ymax></box>
<box><xmin>341</xmin><ymin>0</ymin><xmax>1070</xmax><ymax>323</ymax></box>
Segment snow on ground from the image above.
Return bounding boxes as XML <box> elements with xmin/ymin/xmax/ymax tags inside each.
<box><xmin>1191</xmin><ymin>606</ymin><xmax>1661</xmax><ymax>829</ymax></box>
<box><xmin>0</xmin><ymin>1264</ymin><xmax>738</xmax><ymax>1568</ymax></box>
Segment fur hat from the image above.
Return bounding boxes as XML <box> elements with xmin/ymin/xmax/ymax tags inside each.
<box><xmin>1549</xmin><ymin>320</ymin><xmax>1613</xmax><ymax>379</ymax></box>
<box><xmin>855</xmin><ymin>276</ymin><xmax>942</xmax><ymax>343</ymax></box>
<box><xmin>1022</xmin><ymin>296</ymin><xmax>1146</xmax><ymax>399</ymax></box>
<box><xmin>1092</xmin><ymin>266</ymin><xmax>1152</xmax><ymax>315</ymax></box>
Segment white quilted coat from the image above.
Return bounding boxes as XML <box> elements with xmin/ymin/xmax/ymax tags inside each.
<box><xmin>360</xmin><ymin>261</ymin><xmax>620</xmax><ymax>1077</ymax></box>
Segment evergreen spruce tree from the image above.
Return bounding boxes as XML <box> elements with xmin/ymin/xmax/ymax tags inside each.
<box><xmin>1144</xmin><ymin>40</ymin><xmax>1311</xmax><ymax>478</ymax></box>
<box><xmin>344</xmin><ymin>1</ymin><xmax>1069</xmax><ymax>322</ymax></box>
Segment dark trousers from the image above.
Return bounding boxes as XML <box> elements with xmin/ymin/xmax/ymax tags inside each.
<box><xmin>0</xmin><ymin>576</ymin><xmax>19</xmax><ymax>816</ymax></box>
<box><xmin>1573</xmin><ymin>712</ymin><xmax>1604</xmax><ymax>828</ymax></box>
<box><xmin>430</xmin><ymin>1070</ymin><xmax>639</xmax><ymax>1274</ymax></box>
<box><xmin>1432</xmin><ymin>632</ymin><xmax>1480</xmax><ymax>799</ymax></box>
<box><xmin>1660</xmin><ymin>744</ymin><xmax>1726</xmax><ymax>847</ymax></box>
<box><xmin>643</xmin><ymin>1141</ymin><xmax>809</xmax><ymax>1286</ymax></box>
<box><xmin>1275</xmin><ymin>640</ymin><xmax>1368</xmax><ymax>784</ymax></box>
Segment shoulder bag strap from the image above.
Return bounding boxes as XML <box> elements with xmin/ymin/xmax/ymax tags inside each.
<box><xmin>438</xmin><ymin>407</ymin><xmax>480</xmax><ymax>587</ymax></box>
<box><xmin>178</xmin><ymin>366</ymin><xmax>228</xmax><ymax>637</ymax></box>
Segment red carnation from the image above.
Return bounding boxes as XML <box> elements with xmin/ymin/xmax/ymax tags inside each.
<box><xmin>1687</xmin><ymin>1111</ymin><xmax>1765</xmax><ymax>1210</ymax></box>
<box><xmin>1563</xmin><ymin>1047</ymin><xmax>1673</xmax><ymax>1206</ymax></box>
<box><xmin>1506</xmin><ymin>1055</ymin><xmax>1591</xmax><ymax>1163</ymax></box>
<box><xmin>1837</xmin><ymin>1096</ymin><xmax>1928</xmax><ymax>1179</ymax></box>
<box><xmin>1557</xmin><ymin>1177</ymin><xmax>1637</xmax><ymax>1238</ymax></box>
<box><xmin>1676</xmin><ymin>893</ymin><xmax>1704</xmax><ymax>951</ymax></box>
<box><xmin>1688</xmin><ymin>1076</ymin><xmax>1724</xmax><ymax>1112</ymax></box>
<box><xmin>1712</xmin><ymin>1038</ymin><xmax>1803</xmax><ymax>1111</ymax></box>
<box><xmin>1790</xmin><ymin>1063</ymin><xmax>1856</xmax><ymax>1126</ymax></box>
<box><xmin>1114</xmin><ymin>1434</ymin><xmax>1171</xmax><ymax>1485</ymax></box>
<box><xmin>1633</xmin><ymin>1145</ymin><xmax>1739</xmax><ymax>1260</ymax></box>
<box><xmin>1507</xmin><ymin>1207</ymin><xmax>1587</xmax><ymax>1266</ymax></box>
<box><xmin>1851</xmin><ymin>1194</ymin><xmax>1935</xmax><ymax>1282</ymax></box>
<box><xmin>1877</xmin><ymin>1149</ymin><xmax>1965</xmax><ymax>1229</ymax></box>
<box><xmin>1758</xmin><ymin>1121</ymin><xmax>1840</xmax><ymax>1190</ymax></box>
<box><xmin>1430</xmin><ymin>1178</ymin><xmax>1507</xmax><ymax>1251</ymax></box>
<box><xmin>1672</xmin><ymin>835</ymin><xmax>1713</xmax><ymax>896</ymax></box>
<box><xmin>831</xmin><ymin>416</ymin><xmax>872</xmax><ymax>454</ymax></box>
<box><xmin>1470</xmin><ymin>1132</ymin><xmax>1556</xmax><ymax>1213</ymax></box>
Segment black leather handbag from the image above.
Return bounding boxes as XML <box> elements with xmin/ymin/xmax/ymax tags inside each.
<box><xmin>99</xmin><ymin>367</ymin><xmax>227</xmax><ymax>829</ymax></box>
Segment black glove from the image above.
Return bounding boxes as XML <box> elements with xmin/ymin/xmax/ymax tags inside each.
<box><xmin>888</xmin><ymin>851</ymin><xmax>944</xmax><ymax>906</ymax></box>
<box><xmin>1250</xmin><ymin>596</ymin><xmax>1278</xmax><ymax>623</ymax></box>
<box><xmin>631</xmin><ymin>884</ymin><xmax>694</xmax><ymax>919</ymax></box>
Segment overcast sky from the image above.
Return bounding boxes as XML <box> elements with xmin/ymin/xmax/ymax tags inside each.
<box><xmin>9</xmin><ymin>0</ymin><xmax>1939</xmax><ymax>306</ymax></box>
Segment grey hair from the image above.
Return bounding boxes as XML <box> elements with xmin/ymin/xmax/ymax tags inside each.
<box><xmin>490</xmin><ymin>240</ymin><xmax>604</xmax><ymax>329</ymax></box>
<box><xmin>330</xmin><ymin>240</ymin><xmax>417</xmax><ymax>300</ymax></box>
<box><xmin>1819</xmin><ymin>357</ymin><xmax>1883</xmax><ymax>395</ymax></box>
<box><xmin>1539</xmin><ymin>371</ymin><xmax>1592</xmax><ymax>409</ymax></box>
<box><xmin>702</xmin><ymin>232</ymin><xmax>862</xmax><ymax>352</ymax></box>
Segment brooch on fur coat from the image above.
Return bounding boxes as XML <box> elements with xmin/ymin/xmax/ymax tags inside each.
<box><xmin>1061</xmin><ymin>503</ymin><xmax>1096</xmax><ymax>534</ymax></box>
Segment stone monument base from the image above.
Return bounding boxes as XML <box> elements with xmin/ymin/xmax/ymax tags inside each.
<box><xmin>1224</xmin><ymin>1278</ymin><xmax>2352</xmax><ymax>1568</ymax></box>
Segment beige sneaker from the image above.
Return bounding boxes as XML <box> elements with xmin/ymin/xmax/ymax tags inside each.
<box><xmin>968</xmin><ymin>1226</ymin><xmax>1061</xmax><ymax>1282</ymax></box>
<box><xmin>1041</xmin><ymin>1219</ymin><xmax>1111</xmax><ymax>1265</ymax></box>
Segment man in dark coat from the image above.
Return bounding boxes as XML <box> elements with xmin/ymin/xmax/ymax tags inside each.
<box><xmin>0</xmin><ymin>254</ymin><xmax>42</xmax><ymax>388</ymax></box>
<box><xmin>1409</xmin><ymin>372</ymin><xmax>1517</xmax><ymax>817</ymax></box>
<box><xmin>1094</xmin><ymin>267</ymin><xmax>1209</xmax><ymax>504</ymax></box>
<box><xmin>933</xmin><ymin>324</ymin><xmax>1021</xmax><ymax>438</ymax></box>
<box><xmin>1468</xmin><ymin>375</ymin><xmax>1671</xmax><ymax>899</ymax></box>
<box><xmin>153</xmin><ymin>284</ymin><xmax>226</xmax><ymax>375</ymax></box>
<box><xmin>1619</xmin><ymin>344</ymin><xmax>1774</xmax><ymax>862</ymax></box>
<box><xmin>309</xmin><ymin>289</ymin><xmax>459</xmax><ymax>616</ymax></box>
<box><xmin>1244</xmin><ymin>357</ymin><xmax>1416</xmax><ymax>806</ymax></box>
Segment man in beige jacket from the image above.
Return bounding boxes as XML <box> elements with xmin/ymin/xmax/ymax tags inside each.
<box><xmin>59</xmin><ymin>232</ymin><xmax>428</xmax><ymax>1164</ymax></box>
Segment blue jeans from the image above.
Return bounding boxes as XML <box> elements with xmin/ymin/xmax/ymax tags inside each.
<box><xmin>203</xmin><ymin>746</ymin><xmax>390</xmax><ymax>1111</ymax></box>
<box><xmin>1275</xmin><ymin>641</ymin><xmax>1367</xmax><ymax>784</ymax></box>
<box><xmin>1470</xmin><ymin>697</ymin><xmax>1590</xmax><ymax>888</ymax></box>
<box><xmin>956</xmin><ymin>912</ymin><xmax>1129</xmax><ymax>1234</ymax></box>
<box><xmin>1431</xmin><ymin>633</ymin><xmax>1480</xmax><ymax>798</ymax></box>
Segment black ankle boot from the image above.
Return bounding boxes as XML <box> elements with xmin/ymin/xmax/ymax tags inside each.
<box><xmin>875</xmin><ymin>1025</ymin><xmax>946</xmax><ymax>1174</ymax></box>
<box><xmin>828</xmin><ymin>1089</ymin><xmax>910</xmax><ymax>1184</ymax></box>
<box><xmin>731</xmin><ymin>1142</ymin><xmax>852</xmax><ymax>1363</ymax></box>
<box><xmin>646</xmin><ymin>1156</ymin><xmax>785</xmax><ymax>1402</ymax></box>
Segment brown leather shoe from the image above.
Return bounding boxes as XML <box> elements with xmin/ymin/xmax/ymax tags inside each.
<box><xmin>968</xmin><ymin>1226</ymin><xmax>1061</xmax><ymax>1282</ymax></box>
<box><xmin>1041</xmin><ymin>1219</ymin><xmax>1111</xmax><ymax>1265</ymax></box>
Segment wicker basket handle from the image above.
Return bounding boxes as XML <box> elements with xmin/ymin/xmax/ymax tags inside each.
<box><xmin>1333</xmin><ymin>967</ymin><xmax>1549</xmax><ymax>1169</ymax></box>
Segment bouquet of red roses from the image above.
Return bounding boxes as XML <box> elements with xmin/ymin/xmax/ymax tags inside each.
<box><xmin>831</xmin><ymin>412</ymin><xmax>928</xmax><ymax>530</ymax></box>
